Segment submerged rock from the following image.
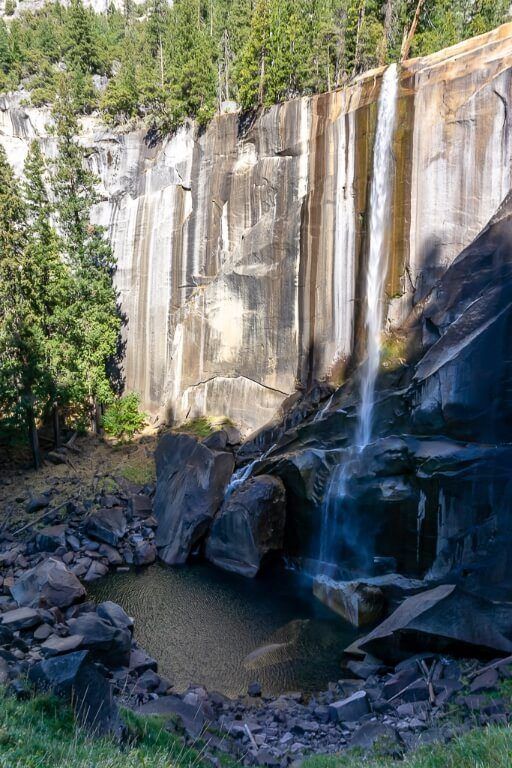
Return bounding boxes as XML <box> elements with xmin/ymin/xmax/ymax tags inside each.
<box><xmin>206</xmin><ymin>474</ymin><xmax>286</xmax><ymax>577</ymax></box>
<box><xmin>154</xmin><ymin>433</ymin><xmax>234</xmax><ymax>565</ymax></box>
<box><xmin>313</xmin><ymin>576</ymin><xmax>384</xmax><ymax>626</ymax></box>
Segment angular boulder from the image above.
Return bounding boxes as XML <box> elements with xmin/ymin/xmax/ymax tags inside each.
<box><xmin>206</xmin><ymin>474</ymin><xmax>286</xmax><ymax>577</ymax></box>
<box><xmin>72</xmin><ymin>663</ymin><xmax>124</xmax><ymax>738</ymax></box>
<box><xmin>29</xmin><ymin>650</ymin><xmax>89</xmax><ymax>695</ymax></box>
<box><xmin>0</xmin><ymin>607</ymin><xmax>41</xmax><ymax>631</ymax></box>
<box><xmin>347</xmin><ymin>584</ymin><xmax>512</xmax><ymax>663</ymax></box>
<box><xmin>133</xmin><ymin>540</ymin><xmax>157</xmax><ymax>566</ymax></box>
<box><xmin>154</xmin><ymin>433</ymin><xmax>234</xmax><ymax>565</ymax></box>
<box><xmin>67</xmin><ymin>612</ymin><xmax>132</xmax><ymax>667</ymax></box>
<box><xmin>85</xmin><ymin>508</ymin><xmax>127</xmax><ymax>547</ymax></box>
<box><xmin>10</xmin><ymin>558</ymin><xmax>86</xmax><ymax>610</ymax></box>
<box><xmin>97</xmin><ymin>601</ymin><xmax>134</xmax><ymax>632</ymax></box>
<box><xmin>35</xmin><ymin>525</ymin><xmax>67</xmax><ymax>553</ymax></box>
<box><xmin>329</xmin><ymin>690</ymin><xmax>370</xmax><ymax>722</ymax></box>
<box><xmin>313</xmin><ymin>576</ymin><xmax>384</xmax><ymax>626</ymax></box>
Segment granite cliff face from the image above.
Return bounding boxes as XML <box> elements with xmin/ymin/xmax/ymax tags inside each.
<box><xmin>1</xmin><ymin>24</ymin><xmax>512</xmax><ymax>434</ymax></box>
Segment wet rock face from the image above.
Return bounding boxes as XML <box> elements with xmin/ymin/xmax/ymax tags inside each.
<box><xmin>206</xmin><ymin>474</ymin><xmax>286</xmax><ymax>577</ymax></box>
<box><xmin>2</xmin><ymin>27</ymin><xmax>512</xmax><ymax>432</ymax></box>
<box><xmin>154</xmin><ymin>432</ymin><xmax>234</xmax><ymax>565</ymax></box>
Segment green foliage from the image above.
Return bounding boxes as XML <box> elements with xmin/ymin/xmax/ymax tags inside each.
<box><xmin>0</xmin><ymin>75</ymin><xmax>122</xmax><ymax>464</ymax></box>
<box><xmin>0</xmin><ymin>0</ymin><xmax>509</xmax><ymax>128</ymax></box>
<box><xmin>0</xmin><ymin>688</ymin><xmax>202</xmax><ymax>767</ymax></box>
<box><xmin>0</xmin><ymin>145</ymin><xmax>47</xmax><ymax>461</ymax></box>
<box><xmin>176</xmin><ymin>415</ymin><xmax>235</xmax><ymax>438</ymax></box>
<box><xmin>303</xmin><ymin>725</ymin><xmax>512</xmax><ymax>767</ymax></box>
<box><xmin>102</xmin><ymin>392</ymin><xmax>147</xmax><ymax>439</ymax></box>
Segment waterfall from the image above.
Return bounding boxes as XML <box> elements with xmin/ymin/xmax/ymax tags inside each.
<box><xmin>224</xmin><ymin>443</ymin><xmax>278</xmax><ymax>499</ymax></box>
<box><xmin>318</xmin><ymin>64</ymin><xmax>399</xmax><ymax>568</ymax></box>
<box><xmin>356</xmin><ymin>63</ymin><xmax>399</xmax><ymax>449</ymax></box>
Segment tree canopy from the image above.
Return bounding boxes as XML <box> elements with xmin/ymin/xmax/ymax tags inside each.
<box><xmin>0</xmin><ymin>0</ymin><xmax>508</xmax><ymax>130</ymax></box>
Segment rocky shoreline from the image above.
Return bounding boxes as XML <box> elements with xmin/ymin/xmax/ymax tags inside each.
<box><xmin>0</xmin><ymin>472</ymin><xmax>511</xmax><ymax>767</ymax></box>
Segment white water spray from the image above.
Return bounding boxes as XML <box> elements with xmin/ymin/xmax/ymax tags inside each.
<box><xmin>224</xmin><ymin>443</ymin><xmax>278</xmax><ymax>499</ymax></box>
<box><xmin>318</xmin><ymin>64</ymin><xmax>398</xmax><ymax>566</ymax></box>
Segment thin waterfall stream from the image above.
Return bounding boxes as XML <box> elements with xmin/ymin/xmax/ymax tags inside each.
<box><xmin>318</xmin><ymin>63</ymin><xmax>399</xmax><ymax>568</ymax></box>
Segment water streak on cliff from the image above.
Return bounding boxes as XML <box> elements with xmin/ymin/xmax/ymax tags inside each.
<box><xmin>319</xmin><ymin>64</ymin><xmax>399</xmax><ymax>567</ymax></box>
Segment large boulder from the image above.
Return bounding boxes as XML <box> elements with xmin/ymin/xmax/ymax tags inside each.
<box><xmin>72</xmin><ymin>663</ymin><xmax>124</xmax><ymax>738</ymax></box>
<box><xmin>346</xmin><ymin>584</ymin><xmax>512</xmax><ymax>663</ymax></box>
<box><xmin>206</xmin><ymin>475</ymin><xmax>286</xmax><ymax>577</ymax></box>
<box><xmin>85</xmin><ymin>508</ymin><xmax>127</xmax><ymax>547</ymax></box>
<box><xmin>154</xmin><ymin>433</ymin><xmax>234</xmax><ymax>565</ymax></box>
<box><xmin>10</xmin><ymin>558</ymin><xmax>85</xmax><ymax>610</ymax></box>
<box><xmin>67</xmin><ymin>612</ymin><xmax>132</xmax><ymax>667</ymax></box>
<box><xmin>29</xmin><ymin>651</ymin><xmax>123</xmax><ymax>738</ymax></box>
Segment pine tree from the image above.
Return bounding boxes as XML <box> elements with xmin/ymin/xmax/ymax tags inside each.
<box><xmin>23</xmin><ymin>142</ymin><xmax>70</xmax><ymax>446</ymax></box>
<box><xmin>50</xmin><ymin>81</ymin><xmax>121</xmax><ymax>430</ymax></box>
<box><xmin>0</xmin><ymin>147</ymin><xmax>46</xmax><ymax>467</ymax></box>
<box><xmin>65</xmin><ymin>0</ymin><xmax>99</xmax><ymax>74</ymax></box>
<box><xmin>0</xmin><ymin>19</ymin><xmax>12</xmax><ymax>88</ymax></box>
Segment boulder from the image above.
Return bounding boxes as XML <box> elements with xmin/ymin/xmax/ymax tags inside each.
<box><xmin>85</xmin><ymin>508</ymin><xmax>127</xmax><ymax>547</ymax></box>
<box><xmin>97</xmin><ymin>601</ymin><xmax>134</xmax><ymax>632</ymax></box>
<box><xmin>129</xmin><ymin>648</ymin><xmax>158</xmax><ymax>674</ymax></box>
<box><xmin>313</xmin><ymin>576</ymin><xmax>385</xmax><ymax>626</ymax></box>
<box><xmin>206</xmin><ymin>475</ymin><xmax>286</xmax><ymax>577</ymax></box>
<box><xmin>84</xmin><ymin>561</ymin><xmax>109</xmax><ymax>582</ymax></box>
<box><xmin>329</xmin><ymin>691</ymin><xmax>370</xmax><ymax>722</ymax></box>
<box><xmin>67</xmin><ymin>612</ymin><xmax>131</xmax><ymax>667</ymax></box>
<box><xmin>26</xmin><ymin>495</ymin><xmax>50</xmax><ymax>514</ymax></box>
<box><xmin>41</xmin><ymin>634</ymin><xmax>84</xmax><ymax>657</ymax></box>
<box><xmin>35</xmin><ymin>525</ymin><xmax>67</xmax><ymax>553</ymax></box>
<box><xmin>136</xmin><ymin>694</ymin><xmax>209</xmax><ymax>737</ymax></box>
<box><xmin>133</xmin><ymin>540</ymin><xmax>157</xmax><ymax>566</ymax></box>
<box><xmin>10</xmin><ymin>558</ymin><xmax>86</xmax><ymax>610</ymax></box>
<box><xmin>129</xmin><ymin>495</ymin><xmax>152</xmax><ymax>517</ymax></box>
<box><xmin>0</xmin><ymin>607</ymin><xmax>41</xmax><ymax>631</ymax></box>
<box><xmin>98</xmin><ymin>544</ymin><xmax>123</xmax><ymax>565</ymax></box>
<box><xmin>347</xmin><ymin>585</ymin><xmax>512</xmax><ymax>663</ymax></box>
<box><xmin>202</xmin><ymin>430</ymin><xmax>228</xmax><ymax>451</ymax></box>
<box><xmin>154</xmin><ymin>433</ymin><xmax>234</xmax><ymax>565</ymax></box>
<box><xmin>350</xmin><ymin>722</ymin><xmax>400</xmax><ymax>750</ymax></box>
<box><xmin>29</xmin><ymin>650</ymin><xmax>89</xmax><ymax>695</ymax></box>
<box><xmin>72</xmin><ymin>663</ymin><xmax>124</xmax><ymax>738</ymax></box>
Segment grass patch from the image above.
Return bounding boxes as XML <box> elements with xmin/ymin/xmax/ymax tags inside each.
<box><xmin>0</xmin><ymin>689</ymin><xmax>202</xmax><ymax>768</ymax></box>
<box><xmin>303</xmin><ymin>725</ymin><xmax>512</xmax><ymax>768</ymax></box>
<box><xmin>118</xmin><ymin>458</ymin><xmax>156</xmax><ymax>486</ymax></box>
<box><xmin>175</xmin><ymin>416</ymin><xmax>235</xmax><ymax>439</ymax></box>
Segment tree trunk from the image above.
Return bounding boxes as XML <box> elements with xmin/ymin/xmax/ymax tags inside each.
<box><xmin>400</xmin><ymin>0</ymin><xmax>426</xmax><ymax>61</ymax></box>
<box><xmin>380</xmin><ymin>0</ymin><xmax>394</xmax><ymax>64</ymax></box>
<box><xmin>94</xmin><ymin>400</ymin><xmax>103</xmax><ymax>436</ymax></box>
<box><xmin>52</xmin><ymin>403</ymin><xmax>61</xmax><ymax>449</ymax></box>
<box><xmin>27</xmin><ymin>403</ymin><xmax>41</xmax><ymax>470</ymax></box>
<box><xmin>353</xmin><ymin>0</ymin><xmax>367</xmax><ymax>75</ymax></box>
<box><xmin>258</xmin><ymin>54</ymin><xmax>265</xmax><ymax>106</ymax></box>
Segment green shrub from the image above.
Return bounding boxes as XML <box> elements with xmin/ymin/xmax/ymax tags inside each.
<box><xmin>4</xmin><ymin>0</ymin><xmax>16</xmax><ymax>16</ymax></box>
<box><xmin>102</xmin><ymin>393</ymin><xmax>147</xmax><ymax>439</ymax></box>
